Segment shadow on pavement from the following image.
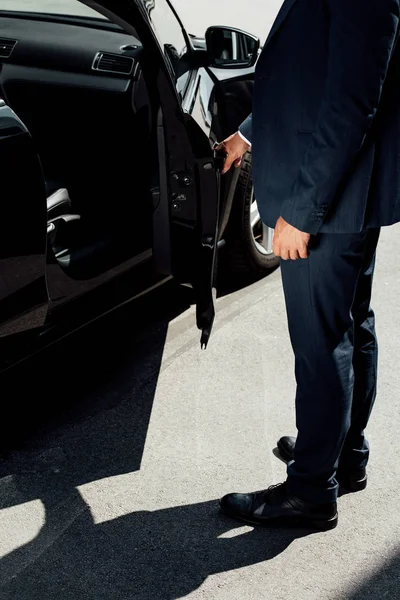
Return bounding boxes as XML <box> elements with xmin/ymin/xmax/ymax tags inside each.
<box><xmin>0</xmin><ymin>281</ymin><xmax>192</xmax><ymax>463</ymax></box>
<box><xmin>0</xmin><ymin>277</ymin><xmax>311</xmax><ymax>600</ymax></box>
<box><xmin>217</xmin><ymin>260</ymin><xmax>280</xmax><ymax>299</ymax></box>
<box><xmin>0</xmin><ymin>489</ymin><xmax>312</xmax><ymax>600</ymax></box>
<box><xmin>345</xmin><ymin>548</ymin><xmax>400</xmax><ymax>600</ymax></box>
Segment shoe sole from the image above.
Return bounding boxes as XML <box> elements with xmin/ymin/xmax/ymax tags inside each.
<box><xmin>276</xmin><ymin>440</ymin><xmax>368</xmax><ymax>496</ymax></box>
<box><xmin>220</xmin><ymin>502</ymin><xmax>338</xmax><ymax>532</ymax></box>
<box><xmin>338</xmin><ymin>475</ymin><xmax>368</xmax><ymax>495</ymax></box>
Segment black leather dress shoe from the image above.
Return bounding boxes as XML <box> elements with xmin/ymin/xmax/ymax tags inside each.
<box><xmin>220</xmin><ymin>482</ymin><xmax>338</xmax><ymax>531</ymax></box>
<box><xmin>277</xmin><ymin>435</ymin><xmax>297</xmax><ymax>462</ymax></box>
<box><xmin>277</xmin><ymin>436</ymin><xmax>368</xmax><ymax>494</ymax></box>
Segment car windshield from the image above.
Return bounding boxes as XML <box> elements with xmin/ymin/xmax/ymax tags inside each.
<box><xmin>0</xmin><ymin>1</ymin><xmax>108</xmax><ymax>19</ymax></box>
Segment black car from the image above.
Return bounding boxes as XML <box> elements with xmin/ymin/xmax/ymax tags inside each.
<box><xmin>0</xmin><ymin>0</ymin><xmax>278</xmax><ymax>370</ymax></box>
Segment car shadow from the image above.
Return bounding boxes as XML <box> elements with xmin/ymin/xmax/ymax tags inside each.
<box><xmin>0</xmin><ymin>278</ymin><xmax>313</xmax><ymax>600</ymax></box>
<box><xmin>217</xmin><ymin>260</ymin><xmax>280</xmax><ymax>299</ymax></box>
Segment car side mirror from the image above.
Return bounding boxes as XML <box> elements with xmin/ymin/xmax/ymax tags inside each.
<box><xmin>205</xmin><ymin>26</ymin><xmax>260</xmax><ymax>69</ymax></box>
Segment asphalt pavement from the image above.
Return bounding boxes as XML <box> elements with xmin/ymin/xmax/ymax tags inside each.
<box><xmin>1</xmin><ymin>1</ymin><xmax>400</xmax><ymax>599</ymax></box>
<box><xmin>1</xmin><ymin>223</ymin><xmax>399</xmax><ymax>600</ymax></box>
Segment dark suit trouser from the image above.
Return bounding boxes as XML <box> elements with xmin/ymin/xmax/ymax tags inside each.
<box><xmin>280</xmin><ymin>229</ymin><xmax>380</xmax><ymax>504</ymax></box>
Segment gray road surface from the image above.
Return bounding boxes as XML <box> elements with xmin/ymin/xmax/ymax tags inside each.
<box><xmin>0</xmin><ymin>2</ymin><xmax>400</xmax><ymax>599</ymax></box>
<box><xmin>1</xmin><ymin>226</ymin><xmax>399</xmax><ymax>600</ymax></box>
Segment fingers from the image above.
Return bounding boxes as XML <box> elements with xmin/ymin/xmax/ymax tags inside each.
<box><xmin>280</xmin><ymin>249</ymin><xmax>289</xmax><ymax>261</ymax></box>
<box><xmin>272</xmin><ymin>238</ymin><xmax>281</xmax><ymax>258</ymax></box>
<box><xmin>221</xmin><ymin>155</ymin><xmax>235</xmax><ymax>175</ymax></box>
<box><xmin>215</xmin><ymin>132</ymin><xmax>246</xmax><ymax>174</ymax></box>
<box><xmin>299</xmin><ymin>244</ymin><xmax>309</xmax><ymax>259</ymax></box>
<box><xmin>275</xmin><ymin>248</ymin><xmax>297</xmax><ymax>260</ymax></box>
<box><xmin>222</xmin><ymin>155</ymin><xmax>242</xmax><ymax>174</ymax></box>
<box><xmin>272</xmin><ymin>242</ymin><xmax>306</xmax><ymax>261</ymax></box>
<box><xmin>272</xmin><ymin>216</ymin><xmax>310</xmax><ymax>260</ymax></box>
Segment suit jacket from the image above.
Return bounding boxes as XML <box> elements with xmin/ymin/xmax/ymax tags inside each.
<box><xmin>240</xmin><ymin>0</ymin><xmax>400</xmax><ymax>235</ymax></box>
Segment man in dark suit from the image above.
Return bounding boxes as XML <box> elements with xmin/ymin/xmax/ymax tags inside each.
<box><xmin>218</xmin><ymin>0</ymin><xmax>400</xmax><ymax>531</ymax></box>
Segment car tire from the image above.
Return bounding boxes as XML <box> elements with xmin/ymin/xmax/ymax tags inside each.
<box><xmin>224</xmin><ymin>152</ymin><xmax>280</xmax><ymax>277</ymax></box>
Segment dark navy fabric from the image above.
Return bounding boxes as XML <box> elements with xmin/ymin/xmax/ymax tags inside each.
<box><xmin>280</xmin><ymin>229</ymin><xmax>380</xmax><ymax>504</ymax></box>
<box><xmin>240</xmin><ymin>0</ymin><xmax>400</xmax><ymax>235</ymax></box>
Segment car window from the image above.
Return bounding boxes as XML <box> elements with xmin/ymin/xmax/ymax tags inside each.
<box><xmin>0</xmin><ymin>1</ymin><xmax>107</xmax><ymax>19</ymax></box>
<box><xmin>142</xmin><ymin>0</ymin><xmax>191</xmax><ymax>98</ymax></box>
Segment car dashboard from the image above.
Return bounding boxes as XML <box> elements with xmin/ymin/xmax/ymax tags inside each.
<box><xmin>0</xmin><ymin>12</ymin><xmax>152</xmax><ymax>239</ymax></box>
<box><xmin>0</xmin><ymin>13</ymin><xmax>141</xmax><ymax>78</ymax></box>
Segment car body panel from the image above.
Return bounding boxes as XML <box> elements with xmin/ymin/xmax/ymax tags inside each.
<box><xmin>87</xmin><ymin>0</ymin><xmax>221</xmax><ymax>346</ymax></box>
<box><xmin>0</xmin><ymin>0</ymin><xmax>258</xmax><ymax>366</ymax></box>
<box><xmin>0</xmin><ymin>101</ymin><xmax>48</xmax><ymax>338</ymax></box>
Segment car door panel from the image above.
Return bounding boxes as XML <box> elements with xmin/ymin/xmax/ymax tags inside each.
<box><xmin>92</xmin><ymin>0</ymin><xmax>220</xmax><ymax>346</ymax></box>
<box><xmin>182</xmin><ymin>53</ymin><xmax>255</xmax><ymax>239</ymax></box>
<box><xmin>0</xmin><ymin>101</ymin><xmax>48</xmax><ymax>337</ymax></box>
<box><xmin>152</xmin><ymin>70</ymin><xmax>220</xmax><ymax>348</ymax></box>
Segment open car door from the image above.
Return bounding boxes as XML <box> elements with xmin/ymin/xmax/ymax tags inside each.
<box><xmin>89</xmin><ymin>0</ymin><xmax>220</xmax><ymax>347</ymax></box>
<box><xmin>0</xmin><ymin>100</ymin><xmax>48</xmax><ymax>339</ymax></box>
<box><xmin>152</xmin><ymin>99</ymin><xmax>220</xmax><ymax>349</ymax></box>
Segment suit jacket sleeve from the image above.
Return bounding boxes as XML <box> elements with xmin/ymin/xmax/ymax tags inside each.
<box><xmin>239</xmin><ymin>114</ymin><xmax>253</xmax><ymax>145</ymax></box>
<box><xmin>280</xmin><ymin>0</ymin><xmax>399</xmax><ymax>235</ymax></box>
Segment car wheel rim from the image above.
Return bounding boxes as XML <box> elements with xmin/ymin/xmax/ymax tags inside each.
<box><xmin>250</xmin><ymin>189</ymin><xmax>274</xmax><ymax>256</ymax></box>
